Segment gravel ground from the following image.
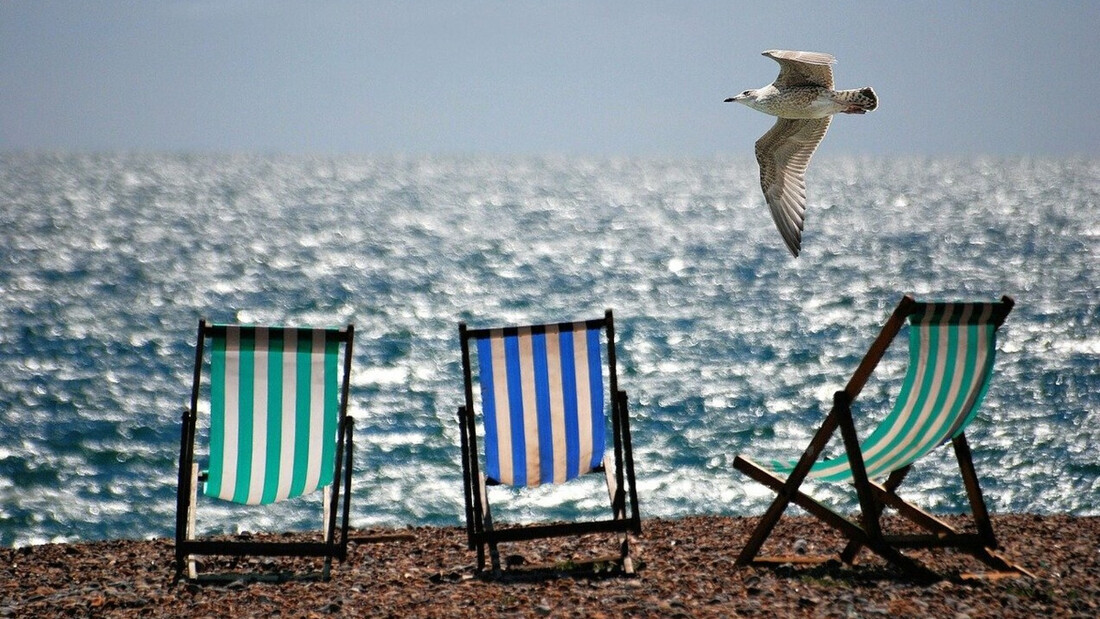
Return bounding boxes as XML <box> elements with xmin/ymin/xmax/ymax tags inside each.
<box><xmin>2</xmin><ymin>514</ymin><xmax>1097</xmax><ymax>617</ymax></box>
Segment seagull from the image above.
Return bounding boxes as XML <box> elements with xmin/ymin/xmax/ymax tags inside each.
<box><xmin>726</xmin><ymin>50</ymin><xmax>877</xmax><ymax>257</ymax></box>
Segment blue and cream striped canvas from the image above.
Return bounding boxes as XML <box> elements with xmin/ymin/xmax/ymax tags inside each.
<box><xmin>773</xmin><ymin>302</ymin><xmax>1001</xmax><ymax>483</ymax></box>
<box><xmin>205</xmin><ymin>326</ymin><xmax>340</xmax><ymax>505</ymax></box>
<box><xmin>474</xmin><ymin>323</ymin><xmax>606</xmax><ymax>488</ymax></box>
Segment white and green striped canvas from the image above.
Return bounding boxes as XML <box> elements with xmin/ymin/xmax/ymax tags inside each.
<box><xmin>204</xmin><ymin>326</ymin><xmax>340</xmax><ymax>505</ymax></box>
<box><xmin>772</xmin><ymin>302</ymin><xmax>1001</xmax><ymax>483</ymax></box>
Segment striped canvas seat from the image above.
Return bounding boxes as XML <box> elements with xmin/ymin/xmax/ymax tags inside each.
<box><xmin>772</xmin><ymin>301</ymin><xmax>1001</xmax><ymax>483</ymax></box>
<box><xmin>176</xmin><ymin>321</ymin><xmax>355</xmax><ymax>581</ymax></box>
<box><xmin>458</xmin><ymin>310</ymin><xmax>641</xmax><ymax>574</ymax></box>
<box><xmin>205</xmin><ymin>326</ymin><xmax>341</xmax><ymax>504</ymax></box>
<box><xmin>473</xmin><ymin>322</ymin><xmax>606</xmax><ymax>487</ymax></box>
<box><xmin>733</xmin><ymin>296</ymin><xmax>1030</xmax><ymax>579</ymax></box>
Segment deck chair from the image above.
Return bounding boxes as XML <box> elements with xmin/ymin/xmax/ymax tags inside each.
<box><xmin>734</xmin><ymin>295</ymin><xmax>1032</xmax><ymax>580</ymax></box>
<box><xmin>175</xmin><ymin>321</ymin><xmax>355</xmax><ymax>581</ymax></box>
<box><xmin>457</xmin><ymin>309</ymin><xmax>642</xmax><ymax>574</ymax></box>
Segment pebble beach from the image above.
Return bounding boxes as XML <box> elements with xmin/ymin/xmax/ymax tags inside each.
<box><xmin>4</xmin><ymin>514</ymin><xmax>1098</xmax><ymax>617</ymax></box>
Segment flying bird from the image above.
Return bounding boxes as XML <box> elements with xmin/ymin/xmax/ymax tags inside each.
<box><xmin>726</xmin><ymin>50</ymin><xmax>877</xmax><ymax>257</ymax></box>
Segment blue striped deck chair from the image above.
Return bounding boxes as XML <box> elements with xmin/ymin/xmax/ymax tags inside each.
<box><xmin>175</xmin><ymin>321</ymin><xmax>355</xmax><ymax>581</ymax></box>
<box><xmin>457</xmin><ymin>309</ymin><xmax>641</xmax><ymax>574</ymax></box>
<box><xmin>734</xmin><ymin>295</ymin><xmax>1032</xmax><ymax>580</ymax></box>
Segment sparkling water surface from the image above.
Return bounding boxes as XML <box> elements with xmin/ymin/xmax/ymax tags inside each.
<box><xmin>1</xmin><ymin>153</ymin><xmax>1097</xmax><ymax>547</ymax></box>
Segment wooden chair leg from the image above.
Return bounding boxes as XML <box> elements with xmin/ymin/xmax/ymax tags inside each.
<box><xmin>734</xmin><ymin>462</ymin><xmax>795</xmax><ymax>565</ymax></box>
<box><xmin>187</xmin><ymin>463</ymin><xmax>199</xmax><ymax>580</ymax></box>
<box><xmin>735</xmin><ymin>403</ymin><xmax>845</xmax><ymax>565</ymax></box>
<box><xmin>321</xmin><ymin>485</ymin><xmax>334</xmax><ymax>581</ymax></box>
<box><xmin>477</xmin><ymin>474</ymin><xmax>501</xmax><ymax>574</ymax></box>
<box><xmin>841</xmin><ymin>467</ymin><xmax>910</xmax><ymax>563</ymax></box>
<box><xmin>602</xmin><ymin>455</ymin><xmax>634</xmax><ymax>573</ymax></box>
<box><xmin>616</xmin><ymin>391</ymin><xmax>642</xmax><ymax>534</ymax></box>
<box><xmin>953</xmin><ymin>433</ymin><xmax>997</xmax><ymax>547</ymax></box>
<box><xmin>835</xmin><ymin>392</ymin><xmax>883</xmax><ymax>541</ymax></box>
<box><xmin>468</xmin><ymin>465</ymin><xmax>488</xmax><ymax>572</ymax></box>
<box><xmin>322</xmin><ymin>486</ymin><xmax>332</xmax><ymax>543</ymax></box>
<box><xmin>951</xmin><ymin>434</ymin><xmax>1034</xmax><ymax>576</ymax></box>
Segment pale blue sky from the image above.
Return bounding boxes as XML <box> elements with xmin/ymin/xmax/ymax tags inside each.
<box><xmin>2</xmin><ymin>1</ymin><xmax>1097</xmax><ymax>156</ymax></box>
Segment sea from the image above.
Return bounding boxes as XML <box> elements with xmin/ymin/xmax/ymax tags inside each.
<box><xmin>1</xmin><ymin>153</ymin><xmax>1097</xmax><ymax>548</ymax></box>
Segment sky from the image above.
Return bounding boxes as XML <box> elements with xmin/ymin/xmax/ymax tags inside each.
<box><xmin>2</xmin><ymin>1</ymin><xmax>1098</xmax><ymax>157</ymax></box>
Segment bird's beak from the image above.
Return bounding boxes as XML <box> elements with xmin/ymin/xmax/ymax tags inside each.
<box><xmin>724</xmin><ymin>94</ymin><xmax>741</xmax><ymax>103</ymax></box>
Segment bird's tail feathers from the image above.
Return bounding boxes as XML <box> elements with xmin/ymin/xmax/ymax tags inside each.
<box><xmin>836</xmin><ymin>87</ymin><xmax>878</xmax><ymax>113</ymax></box>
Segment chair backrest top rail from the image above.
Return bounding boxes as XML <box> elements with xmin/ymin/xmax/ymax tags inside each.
<box><xmin>203</xmin><ymin>322</ymin><xmax>353</xmax><ymax>342</ymax></box>
<box><xmin>462</xmin><ymin>315</ymin><xmax>609</xmax><ymax>341</ymax></box>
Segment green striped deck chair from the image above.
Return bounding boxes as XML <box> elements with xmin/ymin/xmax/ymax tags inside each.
<box><xmin>734</xmin><ymin>295</ymin><xmax>1031</xmax><ymax>580</ymax></box>
<box><xmin>457</xmin><ymin>309</ymin><xmax>641</xmax><ymax>574</ymax></box>
<box><xmin>175</xmin><ymin>321</ymin><xmax>355</xmax><ymax>581</ymax></box>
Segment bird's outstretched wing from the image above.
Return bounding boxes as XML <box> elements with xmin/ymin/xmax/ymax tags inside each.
<box><xmin>755</xmin><ymin>116</ymin><xmax>831</xmax><ymax>257</ymax></box>
<box><xmin>763</xmin><ymin>49</ymin><xmax>835</xmax><ymax>90</ymax></box>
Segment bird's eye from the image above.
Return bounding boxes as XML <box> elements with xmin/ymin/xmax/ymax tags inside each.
<box><xmin>741</xmin><ymin>90</ymin><xmax>752</xmax><ymax>96</ymax></box>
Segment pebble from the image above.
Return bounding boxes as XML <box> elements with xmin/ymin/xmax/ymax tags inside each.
<box><xmin>0</xmin><ymin>515</ymin><xmax>1096</xmax><ymax>617</ymax></box>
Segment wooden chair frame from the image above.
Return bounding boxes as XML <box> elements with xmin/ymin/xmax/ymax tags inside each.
<box><xmin>174</xmin><ymin>321</ymin><xmax>355</xmax><ymax>581</ymax></box>
<box><xmin>457</xmin><ymin>309</ymin><xmax>641</xmax><ymax>574</ymax></box>
<box><xmin>734</xmin><ymin>295</ymin><xmax>1032</xmax><ymax>580</ymax></box>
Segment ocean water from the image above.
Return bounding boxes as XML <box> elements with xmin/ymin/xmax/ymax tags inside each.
<box><xmin>0</xmin><ymin>153</ymin><xmax>1097</xmax><ymax>548</ymax></box>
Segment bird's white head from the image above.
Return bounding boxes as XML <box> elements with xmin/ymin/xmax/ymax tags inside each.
<box><xmin>724</xmin><ymin>90</ymin><xmax>756</xmax><ymax>105</ymax></box>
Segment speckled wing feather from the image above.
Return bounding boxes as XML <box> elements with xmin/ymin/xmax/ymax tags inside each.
<box><xmin>755</xmin><ymin>116</ymin><xmax>831</xmax><ymax>256</ymax></box>
<box><xmin>764</xmin><ymin>50</ymin><xmax>835</xmax><ymax>89</ymax></box>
